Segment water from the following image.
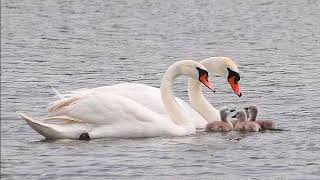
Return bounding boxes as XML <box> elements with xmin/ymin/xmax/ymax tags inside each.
<box><xmin>1</xmin><ymin>0</ymin><xmax>320</xmax><ymax>179</ymax></box>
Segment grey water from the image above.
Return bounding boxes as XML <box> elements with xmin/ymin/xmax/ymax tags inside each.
<box><xmin>1</xmin><ymin>0</ymin><xmax>320</xmax><ymax>179</ymax></box>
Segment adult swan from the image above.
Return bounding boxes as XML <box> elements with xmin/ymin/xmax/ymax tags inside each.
<box><xmin>60</xmin><ymin>57</ymin><xmax>242</xmax><ymax>128</ymax></box>
<box><xmin>20</xmin><ymin>60</ymin><xmax>215</xmax><ymax>139</ymax></box>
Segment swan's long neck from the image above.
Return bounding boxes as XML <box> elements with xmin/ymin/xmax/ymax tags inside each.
<box><xmin>187</xmin><ymin>58</ymin><xmax>224</xmax><ymax>122</ymax></box>
<box><xmin>160</xmin><ymin>62</ymin><xmax>194</xmax><ymax>125</ymax></box>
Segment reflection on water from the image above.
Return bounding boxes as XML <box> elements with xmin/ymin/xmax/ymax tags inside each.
<box><xmin>2</xmin><ymin>0</ymin><xmax>320</xmax><ymax>179</ymax></box>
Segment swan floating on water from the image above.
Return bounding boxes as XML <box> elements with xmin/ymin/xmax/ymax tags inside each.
<box><xmin>21</xmin><ymin>57</ymin><xmax>243</xmax><ymax>139</ymax></box>
<box><xmin>79</xmin><ymin>57</ymin><xmax>242</xmax><ymax>129</ymax></box>
<box><xmin>20</xmin><ymin>60</ymin><xmax>216</xmax><ymax>139</ymax></box>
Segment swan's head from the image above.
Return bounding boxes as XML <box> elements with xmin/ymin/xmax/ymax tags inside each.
<box><xmin>220</xmin><ymin>107</ymin><xmax>236</xmax><ymax>122</ymax></box>
<box><xmin>244</xmin><ymin>105</ymin><xmax>258</xmax><ymax>118</ymax></box>
<box><xmin>235</xmin><ymin>110</ymin><xmax>247</xmax><ymax>122</ymax></box>
<box><xmin>201</xmin><ymin>57</ymin><xmax>242</xmax><ymax>97</ymax></box>
<box><xmin>195</xmin><ymin>66</ymin><xmax>215</xmax><ymax>92</ymax></box>
<box><xmin>168</xmin><ymin>60</ymin><xmax>215</xmax><ymax>92</ymax></box>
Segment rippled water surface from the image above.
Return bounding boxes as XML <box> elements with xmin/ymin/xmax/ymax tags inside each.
<box><xmin>2</xmin><ymin>0</ymin><xmax>320</xmax><ymax>179</ymax></box>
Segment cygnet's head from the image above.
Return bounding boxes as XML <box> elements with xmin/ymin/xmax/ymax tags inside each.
<box><xmin>244</xmin><ymin>105</ymin><xmax>258</xmax><ymax>118</ymax></box>
<box><xmin>220</xmin><ymin>107</ymin><xmax>236</xmax><ymax>122</ymax></box>
<box><xmin>235</xmin><ymin>110</ymin><xmax>247</xmax><ymax>122</ymax></box>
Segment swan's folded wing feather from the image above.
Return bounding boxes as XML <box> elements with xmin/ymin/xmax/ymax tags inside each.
<box><xmin>48</xmin><ymin>91</ymin><xmax>169</xmax><ymax>126</ymax></box>
<box><xmin>43</xmin><ymin>116</ymin><xmax>83</xmax><ymax>124</ymax></box>
<box><xmin>47</xmin><ymin>97</ymin><xmax>81</xmax><ymax>113</ymax></box>
<box><xmin>47</xmin><ymin>84</ymin><xmax>129</xmax><ymax>114</ymax></box>
<box><xmin>20</xmin><ymin>113</ymin><xmax>92</xmax><ymax>139</ymax></box>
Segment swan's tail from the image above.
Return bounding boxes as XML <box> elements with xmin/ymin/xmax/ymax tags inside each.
<box><xmin>50</xmin><ymin>86</ymin><xmax>64</xmax><ymax>99</ymax></box>
<box><xmin>20</xmin><ymin>113</ymin><xmax>63</xmax><ymax>139</ymax></box>
<box><xmin>20</xmin><ymin>113</ymin><xmax>87</xmax><ymax>140</ymax></box>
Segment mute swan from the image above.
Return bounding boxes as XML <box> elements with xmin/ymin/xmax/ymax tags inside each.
<box><xmin>244</xmin><ymin>105</ymin><xmax>277</xmax><ymax>130</ymax></box>
<box><xmin>20</xmin><ymin>60</ymin><xmax>215</xmax><ymax>139</ymax></box>
<box><xmin>205</xmin><ymin>107</ymin><xmax>234</xmax><ymax>132</ymax></box>
<box><xmin>56</xmin><ymin>57</ymin><xmax>241</xmax><ymax>128</ymax></box>
<box><xmin>234</xmin><ymin>110</ymin><xmax>261</xmax><ymax>132</ymax></box>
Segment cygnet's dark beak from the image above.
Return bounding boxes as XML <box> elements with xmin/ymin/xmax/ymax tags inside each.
<box><xmin>231</xmin><ymin>114</ymin><xmax>236</xmax><ymax>118</ymax></box>
<box><xmin>230</xmin><ymin>109</ymin><xmax>236</xmax><ymax>112</ymax></box>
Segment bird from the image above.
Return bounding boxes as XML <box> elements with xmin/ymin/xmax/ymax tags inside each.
<box><xmin>205</xmin><ymin>107</ymin><xmax>235</xmax><ymax>132</ymax></box>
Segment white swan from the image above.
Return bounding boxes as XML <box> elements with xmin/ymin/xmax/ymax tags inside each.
<box><xmin>20</xmin><ymin>60</ymin><xmax>215</xmax><ymax>139</ymax></box>
<box><xmin>52</xmin><ymin>57</ymin><xmax>241</xmax><ymax>128</ymax></box>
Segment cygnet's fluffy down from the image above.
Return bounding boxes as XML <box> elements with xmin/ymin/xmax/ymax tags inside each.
<box><xmin>205</xmin><ymin>107</ymin><xmax>234</xmax><ymax>132</ymax></box>
<box><xmin>230</xmin><ymin>118</ymin><xmax>240</xmax><ymax>127</ymax></box>
<box><xmin>244</xmin><ymin>105</ymin><xmax>277</xmax><ymax>130</ymax></box>
<box><xmin>233</xmin><ymin>110</ymin><xmax>261</xmax><ymax>132</ymax></box>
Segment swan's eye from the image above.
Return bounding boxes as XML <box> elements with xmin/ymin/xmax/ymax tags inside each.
<box><xmin>196</xmin><ymin>67</ymin><xmax>215</xmax><ymax>92</ymax></box>
<box><xmin>196</xmin><ymin>67</ymin><xmax>209</xmax><ymax>79</ymax></box>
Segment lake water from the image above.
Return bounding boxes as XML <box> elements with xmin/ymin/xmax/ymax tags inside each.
<box><xmin>1</xmin><ymin>0</ymin><xmax>320</xmax><ymax>179</ymax></box>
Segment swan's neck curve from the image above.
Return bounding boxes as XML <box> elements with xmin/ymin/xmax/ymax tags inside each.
<box><xmin>160</xmin><ymin>61</ymin><xmax>195</xmax><ymax>126</ymax></box>
<box><xmin>187</xmin><ymin>58</ymin><xmax>225</xmax><ymax>122</ymax></box>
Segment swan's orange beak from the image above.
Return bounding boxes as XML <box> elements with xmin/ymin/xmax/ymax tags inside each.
<box><xmin>228</xmin><ymin>76</ymin><xmax>242</xmax><ymax>97</ymax></box>
<box><xmin>199</xmin><ymin>74</ymin><xmax>215</xmax><ymax>93</ymax></box>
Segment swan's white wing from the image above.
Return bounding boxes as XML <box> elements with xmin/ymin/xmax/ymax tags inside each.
<box><xmin>45</xmin><ymin>91</ymin><xmax>194</xmax><ymax>138</ymax></box>
<box><xmin>48</xmin><ymin>82</ymin><xmax>207</xmax><ymax>128</ymax></box>
<box><xmin>94</xmin><ymin>83</ymin><xmax>166</xmax><ymax>115</ymax></box>
<box><xmin>49</xmin><ymin>83</ymin><xmax>166</xmax><ymax>115</ymax></box>
<box><xmin>49</xmin><ymin>92</ymin><xmax>162</xmax><ymax>124</ymax></box>
<box><xmin>93</xmin><ymin>83</ymin><xmax>207</xmax><ymax>128</ymax></box>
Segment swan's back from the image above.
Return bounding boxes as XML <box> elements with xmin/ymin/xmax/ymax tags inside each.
<box><xmin>46</xmin><ymin>90</ymin><xmax>198</xmax><ymax>138</ymax></box>
<box><xmin>49</xmin><ymin>91</ymin><xmax>165</xmax><ymax>124</ymax></box>
<box><xmin>49</xmin><ymin>82</ymin><xmax>207</xmax><ymax>128</ymax></box>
